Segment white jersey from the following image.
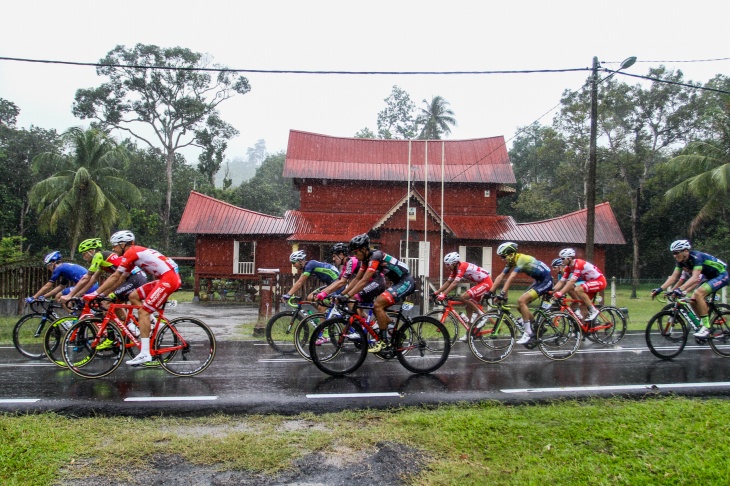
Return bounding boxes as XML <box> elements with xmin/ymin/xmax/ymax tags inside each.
<box><xmin>118</xmin><ymin>245</ymin><xmax>178</xmax><ymax>278</ymax></box>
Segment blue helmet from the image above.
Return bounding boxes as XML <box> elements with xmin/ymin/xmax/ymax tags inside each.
<box><xmin>43</xmin><ymin>251</ymin><xmax>62</xmax><ymax>265</ymax></box>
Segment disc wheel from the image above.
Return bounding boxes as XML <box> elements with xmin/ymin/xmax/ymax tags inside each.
<box><xmin>62</xmin><ymin>318</ymin><xmax>125</xmax><ymax>379</ymax></box>
<box><xmin>467</xmin><ymin>313</ymin><xmax>515</xmax><ymax>363</ymax></box>
<box><xmin>309</xmin><ymin>317</ymin><xmax>367</xmax><ymax>376</ymax></box>
<box><xmin>536</xmin><ymin>312</ymin><xmax>581</xmax><ymax>361</ymax></box>
<box><xmin>395</xmin><ymin>316</ymin><xmax>451</xmax><ymax>374</ymax></box>
<box><xmin>645</xmin><ymin>310</ymin><xmax>688</xmax><ymax>360</ymax></box>
<box><xmin>155</xmin><ymin>317</ymin><xmax>216</xmax><ymax>376</ymax></box>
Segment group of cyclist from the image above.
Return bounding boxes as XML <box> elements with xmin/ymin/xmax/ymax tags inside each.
<box><xmin>284</xmin><ymin>233</ymin><xmax>727</xmax><ymax>349</ymax></box>
<box><xmin>26</xmin><ymin>231</ymin><xmax>180</xmax><ymax>366</ymax></box>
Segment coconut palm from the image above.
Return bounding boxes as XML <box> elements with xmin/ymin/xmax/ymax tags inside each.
<box><xmin>29</xmin><ymin>127</ymin><xmax>141</xmax><ymax>255</ymax></box>
<box><xmin>664</xmin><ymin>140</ymin><xmax>730</xmax><ymax>234</ymax></box>
<box><xmin>416</xmin><ymin>96</ymin><xmax>457</xmax><ymax>140</ymax></box>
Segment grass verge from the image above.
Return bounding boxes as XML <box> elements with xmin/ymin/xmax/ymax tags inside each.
<box><xmin>1</xmin><ymin>397</ymin><xmax>729</xmax><ymax>485</ymax></box>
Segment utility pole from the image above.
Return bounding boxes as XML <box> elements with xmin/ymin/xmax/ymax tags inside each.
<box><xmin>586</xmin><ymin>56</ymin><xmax>599</xmax><ymax>261</ymax></box>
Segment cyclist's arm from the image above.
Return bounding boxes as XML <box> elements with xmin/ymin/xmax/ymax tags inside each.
<box><xmin>286</xmin><ymin>273</ymin><xmax>309</xmax><ymax>297</ymax></box>
<box><xmin>95</xmin><ymin>271</ymin><xmax>126</xmax><ymax>296</ymax></box>
<box><xmin>340</xmin><ymin>267</ymin><xmax>366</xmax><ymax>297</ymax></box>
<box><xmin>490</xmin><ymin>272</ymin><xmax>505</xmax><ymax>293</ymax></box>
<box><xmin>44</xmin><ymin>284</ymin><xmax>65</xmax><ymax>299</ymax></box>
<box><xmin>657</xmin><ymin>268</ymin><xmax>682</xmax><ymax>293</ymax></box>
<box><xmin>63</xmin><ymin>272</ymin><xmax>96</xmax><ymax>300</ymax></box>
<box><xmin>32</xmin><ymin>281</ymin><xmax>56</xmax><ymax>299</ymax></box>
<box><xmin>319</xmin><ymin>276</ymin><xmax>348</xmax><ymax>296</ymax></box>
<box><xmin>342</xmin><ymin>268</ymin><xmax>375</xmax><ymax>298</ymax></box>
<box><xmin>677</xmin><ymin>268</ymin><xmax>702</xmax><ymax>294</ymax></box>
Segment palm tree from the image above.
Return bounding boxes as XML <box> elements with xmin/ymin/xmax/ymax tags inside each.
<box><xmin>664</xmin><ymin>140</ymin><xmax>730</xmax><ymax>234</ymax></box>
<box><xmin>29</xmin><ymin>127</ymin><xmax>141</xmax><ymax>256</ymax></box>
<box><xmin>416</xmin><ymin>96</ymin><xmax>457</xmax><ymax>140</ymax></box>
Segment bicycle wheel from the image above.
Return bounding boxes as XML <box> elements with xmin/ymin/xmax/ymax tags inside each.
<box><xmin>294</xmin><ymin>313</ymin><xmax>326</xmax><ymax>360</ymax></box>
<box><xmin>309</xmin><ymin>317</ymin><xmax>367</xmax><ymax>376</ymax></box>
<box><xmin>590</xmin><ymin>306</ymin><xmax>627</xmax><ymax>346</ymax></box>
<box><xmin>265</xmin><ymin>310</ymin><xmax>302</xmax><ymax>354</ymax></box>
<box><xmin>44</xmin><ymin>316</ymin><xmax>78</xmax><ymax>367</ymax></box>
<box><xmin>426</xmin><ymin>309</ymin><xmax>460</xmax><ymax>344</ymax></box>
<box><xmin>645</xmin><ymin>310</ymin><xmax>688</xmax><ymax>360</ymax></box>
<box><xmin>536</xmin><ymin>312</ymin><xmax>581</xmax><ymax>361</ymax></box>
<box><xmin>155</xmin><ymin>317</ymin><xmax>216</xmax><ymax>376</ymax></box>
<box><xmin>467</xmin><ymin>313</ymin><xmax>515</xmax><ymax>363</ymax></box>
<box><xmin>396</xmin><ymin>316</ymin><xmax>451</xmax><ymax>374</ymax></box>
<box><xmin>63</xmin><ymin>318</ymin><xmax>125</xmax><ymax>378</ymax></box>
<box><xmin>708</xmin><ymin>310</ymin><xmax>730</xmax><ymax>358</ymax></box>
<box><xmin>13</xmin><ymin>313</ymin><xmax>54</xmax><ymax>359</ymax></box>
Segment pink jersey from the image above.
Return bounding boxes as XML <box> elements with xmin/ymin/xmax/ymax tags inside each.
<box><xmin>118</xmin><ymin>245</ymin><xmax>178</xmax><ymax>278</ymax></box>
<box><xmin>563</xmin><ymin>259</ymin><xmax>603</xmax><ymax>282</ymax></box>
<box><xmin>449</xmin><ymin>261</ymin><xmax>490</xmax><ymax>283</ymax></box>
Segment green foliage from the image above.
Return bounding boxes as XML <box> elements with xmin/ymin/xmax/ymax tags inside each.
<box><xmin>0</xmin><ymin>236</ymin><xmax>24</xmax><ymax>264</ymax></box>
<box><xmin>376</xmin><ymin>85</ymin><xmax>418</xmax><ymax>139</ymax></box>
<box><xmin>417</xmin><ymin>95</ymin><xmax>456</xmax><ymax>140</ymax></box>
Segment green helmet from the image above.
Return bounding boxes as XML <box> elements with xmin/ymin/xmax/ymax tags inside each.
<box><xmin>78</xmin><ymin>238</ymin><xmax>102</xmax><ymax>253</ymax></box>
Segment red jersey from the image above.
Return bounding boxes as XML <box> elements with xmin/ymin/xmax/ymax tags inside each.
<box><xmin>118</xmin><ymin>245</ymin><xmax>178</xmax><ymax>278</ymax></box>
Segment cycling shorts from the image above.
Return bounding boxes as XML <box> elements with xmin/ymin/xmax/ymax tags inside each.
<box><xmin>355</xmin><ymin>279</ymin><xmax>387</xmax><ymax>304</ymax></box>
<box><xmin>135</xmin><ymin>271</ymin><xmax>182</xmax><ymax>313</ymax></box>
<box><xmin>579</xmin><ymin>275</ymin><xmax>607</xmax><ymax>295</ymax></box>
<box><xmin>62</xmin><ymin>283</ymin><xmax>99</xmax><ymax>296</ymax></box>
<box><xmin>380</xmin><ymin>275</ymin><xmax>416</xmax><ymax>306</ymax></box>
<box><xmin>112</xmin><ymin>272</ymin><xmax>148</xmax><ymax>301</ymax></box>
<box><xmin>465</xmin><ymin>275</ymin><xmax>494</xmax><ymax>300</ymax></box>
<box><xmin>700</xmin><ymin>272</ymin><xmax>729</xmax><ymax>293</ymax></box>
<box><xmin>525</xmin><ymin>274</ymin><xmax>554</xmax><ymax>299</ymax></box>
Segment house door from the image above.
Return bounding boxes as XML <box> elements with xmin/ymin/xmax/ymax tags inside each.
<box><xmin>400</xmin><ymin>240</ymin><xmax>430</xmax><ymax>278</ymax></box>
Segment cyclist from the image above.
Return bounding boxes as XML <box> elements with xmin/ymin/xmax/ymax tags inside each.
<box><xmin>552</xmin><ymin>248</ymin><xmax>605</xmax><ymax>323</ymax></box>
<box><xmin>651</xmin><ymin>239</ymin><xmax>729</xmax><ymax>338</ymax></box>
<box><xmin>60</xmin><ymin>238</ymin><xmax>148</xmax><ymax>309</ymax></box>
<box><xmin>315</xmin><ymin>243</ymin><xmax>360</xmax><ymax>302</ymax></box>
<box><xmin>490</xmin><ymin>242</ymin><xmax>553</xmax><ymax>345</ymax></box>
<box><xmin>27</xmin><ymin>251</ymin><xmax>94</xmax><ymax>302</ymax></box>
<box><xmin>551</xmin><ymin>258</ymin><xmax>565</xmax><ymax>282</ymax></box>
<box><xmin>433</xmin><ymin>252</ymin><xmax>492</xmax><ymax>327</ymax></box>
<box><xmin>339</xmin><ymin>233</ymin><xmax>415</xmax><ymax>353</ymax></box>
<box><xmin>282</xmin><ymin>250</ymin><xmax>340</xmax><ymax>304</ymax></box>
<box><xmin>84</xmin><ymin>230</ymin><xmax>181</xmax><ymax>366</ymax></box>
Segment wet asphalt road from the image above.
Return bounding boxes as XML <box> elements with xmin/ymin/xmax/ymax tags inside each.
<box><xmin>2</xmin><ymin>327</ymin><xmax>730</xmax><ymax>417</ymax></box>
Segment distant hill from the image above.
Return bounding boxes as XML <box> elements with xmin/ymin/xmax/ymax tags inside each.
<box><xmin>214</xmin><ymin>156</ymin><xmax>259</xmax><ymax>187</ymax></box>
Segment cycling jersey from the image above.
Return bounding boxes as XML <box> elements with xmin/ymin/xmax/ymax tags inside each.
<box><xmin>117</xmin><ymin>245</ymin><xmax>178</xmax><ymax>278</ymax></box>
<box><xmin>365</xmin><ymin>250</ymin><xmax>410</xmax><ymax>283</ymax></box>
<box><xmin>88</xmin><ymin>251</ymin><xmax>140</xmax><ymax>275</ymax></box>
<box><xmin>340</xmin><ymin>257</ymin><xmax>361</xmax><ymax>280</ymax></box>
<box><xmin>448</xmin><ymin>262</ymin><xmax>490</xmax><ymax>283</ymax></box>
<box><xmin>502</xmin><ymin>253</ymin><xmax>551</xmax><ymax>281</ymax></box>
<box><xmin>49</xmin><ymin>263</ymin><xmax>87</xmax><ymax>285</ymax></box>
<box><xmin>675</xmin><ymin>250</ymin><xmax>727</xmax><ymax>279</ymax></box>
<box><xmin>562</xmin><ymin>259</ymin><xmax>604</xmax><ymax>282</ymax></box>
<box><xmin>301</xmin><ymin>260</ymin><xmax>340</xmax><ymax>285</ymax></box>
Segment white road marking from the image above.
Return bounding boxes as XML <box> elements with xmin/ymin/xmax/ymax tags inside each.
<box><xmin>124</xmin><ymin>396</ymin><xmax>218</xmax><ymax>402</ymax></box>
<box><xmin>307</xmin><ymin>392</ymin><xmax>401</xmax><ymax>399</ymax></box>
<box><xmin>502</xmin><ymin>382</ymin><xmax>730</xmax><ymax>394</ymax></box>
<box><xmin>0</xmin><ymin>363</ymin><xmax>56</xmax><ymax>367</ymax></box>
<box><xmin>259</xmin><ymin>359</ymin><xmax>307</xmax><ymax>362</ymax></box>
<box><xmin>517</xmin><ymin>345</ymin><xmax>712</xmax><ymax>356</ymax></box>
<box><xmin>0</xmin><ymin>398</ymin><xmax>41</xmax><ymax>403</ymax></box>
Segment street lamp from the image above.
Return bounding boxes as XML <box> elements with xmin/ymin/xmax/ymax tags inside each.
<box><xmin>585</xmin><ymin>56</ymin><xmax>636</xmax><ymax>261</ymax></box>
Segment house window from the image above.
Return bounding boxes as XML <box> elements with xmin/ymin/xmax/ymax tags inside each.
<box><xmin>233</xmin><ymin>241</ymin><xmax>256</xmax><ymax>274</ymax></box>
<box><xmin>408</xmin><ymin>207</ymin><xmax>417</xmax><ymax>221</ymax></box>
<box><xmin>400</xmin><ymin>240</ymin><xmax>430</xmax><ymax>277</ymax></box>
<box><xmin>484</xmin><ymin>190</ymin><xmax>491</xmax><ymax>197</ymax></box>
<box><xmin>459</xmin><ymin>245</ymin><xmax>493</xmax><ymax>273</ymax></box>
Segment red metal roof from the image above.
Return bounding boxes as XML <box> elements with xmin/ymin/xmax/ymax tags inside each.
<box><xmin>177</xmin><ymin>191</ymin><xmax>291</xmax><ymax>235</ymax></box>
<box><xmin>284</xmin><ymin>130</ymin><xmax>515</xmax><ymax>184</ymax></box>
<box><xmin>284</xmin><ymin>210</ymin><xmax>381</xmax><ymax>242</ymax></box>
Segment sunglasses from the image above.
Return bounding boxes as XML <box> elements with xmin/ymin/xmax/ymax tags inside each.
<box><xmin>672</xmin><ymin>251</ymin><xmax>684</xmax><ymax>255</ymax></box>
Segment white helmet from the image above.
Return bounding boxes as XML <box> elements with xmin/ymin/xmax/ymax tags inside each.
<box><xmin>670</xmin><ymin>240</ymin><xmax>691</xmax><ymax>252</ymax></box>
<box><xmin>289</xmin><ymin>250</ymin><xmax>306</xmax><ymax>263</ymax></box>
<box><xmin>496</xmin><ymin>242</ymin><xmax>518</xmax><ymax>257</ymax></box>
<box><xmin>110</xmin><ymin>230</ymin><xmax>135</xmax><ymax>245</ymax></box>
<box><xmin>559</xmin><ymin>248</ymin><xmax>576</xmax><ymax>258</ymax></box>
<box><xmin>444</xmin><ymin>252</ymin><xmax>460</xmax><ymax>265</ymax></box>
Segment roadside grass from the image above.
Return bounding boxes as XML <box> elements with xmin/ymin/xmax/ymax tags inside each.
<box><xmin>2</xmin><ymin>397</ymin><xmax>729</xmax><ymax>485</ymax></box>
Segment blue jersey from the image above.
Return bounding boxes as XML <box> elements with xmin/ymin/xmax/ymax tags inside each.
<box><xmin>49</xmin><ymin>263</ymin><xmax>88</xmax><ymax>286</ymax></box>
<box><xmin>302</xmin><ymin>260</ymin><xmax>340</xmax><ymax>285</ymax></box>
<box><xmin>676</xmin><ymin>250</ymin><xmax>727</xmax><ymax>279</ymax></box>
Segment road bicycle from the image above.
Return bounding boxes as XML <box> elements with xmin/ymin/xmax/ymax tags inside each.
<box><xmin>43</xmin><ymin>298</ymin><xmax>102</xmax><ymax>367</ymax></box>
<box><xmin>464</xmin><ymin>298</ymin><xmax>516</xmax><ymax>363</ymax></box>
<box><xmin>426</xmin><ymin>294</ymin><xmax>490</xmax><ymax>344</ymax></box>
<box><xmin>513</xmin><ymin>296</ymin><xmax>582</xmax><ymax>361</ymax></box>
<box><xmin>551</xmin><ymin>296</ymin><xmax>627</xmax><ymax>346</ymax></box>
<box><xmin>646</xmin><ymin>291</ymin><xmax>730</xmax><ymax>360</ymax></box>
<box><xmin>308</xmin><ymin>297</ymin><xmax>451</xmax><ymax>376</ymax></box>
<box><xmin>61</xmin><ymin>297</ymin><xmax>216</xmax><ymax>378</ymax></box>
<box><xmin>13</xmin><ymin>299</ymin><xmax>71</xmax><ymax>359</ymax></box>
<box><xmin>265</xmin><ymin>297</ymin><xmax>319</xmax><ymax>354</ymax></box>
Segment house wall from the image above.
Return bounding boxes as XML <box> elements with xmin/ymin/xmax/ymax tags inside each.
<box><xmin>297</xmin><ymin>180</ymin><xmax>499</xmax><ymax>216</ymax></box>
<box><xmin>195</xmin><ymin>235</ymin><xmax>293</xmax><ymax>278</ymax></box>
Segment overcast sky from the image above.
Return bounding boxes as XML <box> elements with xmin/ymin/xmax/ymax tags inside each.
<box><xmin>2</xmin><ymin>0</ymin><xmax>728</xmax><ymax>161</ymax></box>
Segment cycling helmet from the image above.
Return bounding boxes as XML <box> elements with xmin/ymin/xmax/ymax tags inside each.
<box><xmin>444</xmin><ymin>252</ymin><xmax>461</xmax><ymax>265</ymax></box>
<box><xmin>551</xmin><ymin>258</ymin><xmax>564</xmax><ymax>268</ymax></box>
<box><xmin>78</xmin><ymin>238</ymin><xmax>102</xmax><ymax>253</ymax></box>
<box><xmin>349</xmin><ymin>233</ymin><xmax>370</xmax><ymax>251</ymax></box>
<box><xmin>496</xmin><ymin>242</ymin><xmax>518</xmax><ymax>257</ymax></box>
<box><xmin>331</xmin><ymin>243</ymin><xmax>348</xmax><ymax>255</ymax></box>
<box><xmin>289</xmin><ymin>250</ymin><xmax>307</xmax><ymax>263</ymax></box>
<box><xmin>110</xmin><ymin>230</ymin><xmax>135</xmax><ymax>245</ymax></box>
<box><xmin>559</xmin><ymin>248</ymin><xmax>576</xmax><ymax>258</ymax></box>
<box><xmin>43</xmin><ymin>251</ymin><xmax>62</xmax><ymax>265</ymax></box>
<box><xmin>670</xmin><ymin>240</ymin><xmax>691</xmax><ymax>252</ymax></box>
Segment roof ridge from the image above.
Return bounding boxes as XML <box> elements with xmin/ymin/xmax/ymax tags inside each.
<box><xmin>190</xmin><ymin>191</ymin><xmax>283</xmax><ymax>219</ymax></box>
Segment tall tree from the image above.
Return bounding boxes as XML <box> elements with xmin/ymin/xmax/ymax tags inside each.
<box><xmin>417</xmin><ymin>96</ymin><xmax>456</xmax><ymax>140</ymax></box>
<box><xmin>376</xmin><ymin>85</ymin><xmax>419</xmax><ymax>139</ymax></box>
<box><xmin>29</xmin><ymin>127</ymin><xmax>141</xmax><ymax>256</ymax></box>
<box><xmin>72</xmin><ymin>44</ymin><xmax>251</xmax><ymax>249</ymax></box>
